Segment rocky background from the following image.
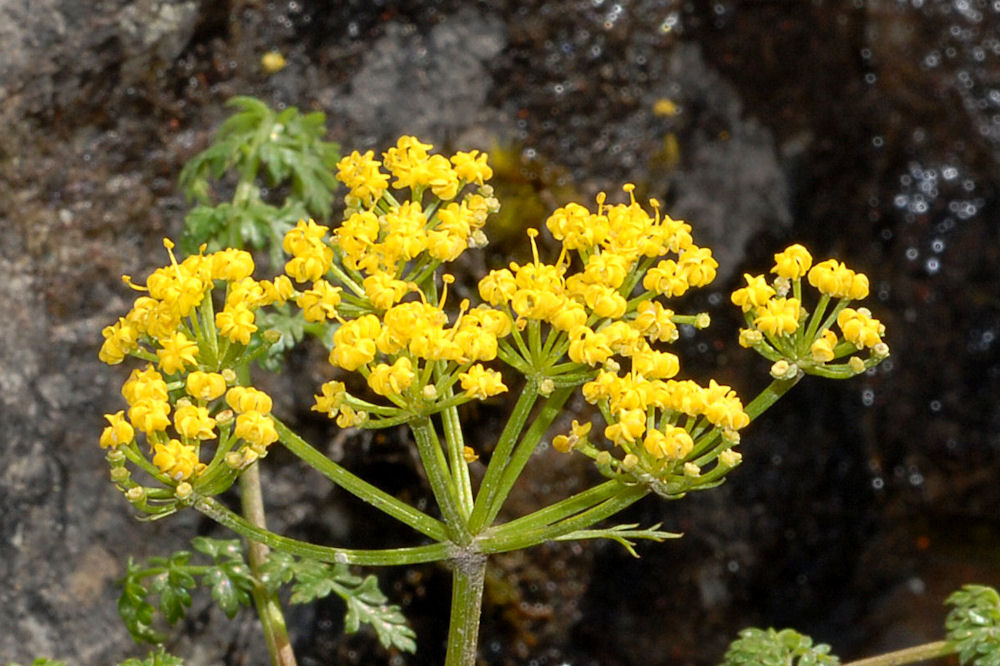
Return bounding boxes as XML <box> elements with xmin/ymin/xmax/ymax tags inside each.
<box><xmin>2</xmin><ymin>1</ymin><xmax>999</xmax><ymax>664</ymax></box>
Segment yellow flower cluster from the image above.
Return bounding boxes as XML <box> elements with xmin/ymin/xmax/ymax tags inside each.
<box><xmin>298</xmin><ymin>137</ymin><xmax>510</xmax><ymax>425</ymax></box>
<box><xmin>471</xmin><ymin>184</ymin><xmax>745</xmax><ymax>488</ymax></box>
<box><xmin>98</xmin><ymin>241</ymin><xmax>288</xmax><ymax>495</ymax></box>
<box><xmin>733</xmin><ymin>244</ymin><xmax>889</xmax><ymax>379</ymax></box>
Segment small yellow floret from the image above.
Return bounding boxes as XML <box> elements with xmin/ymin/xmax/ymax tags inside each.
<box><xmin>99</xmin><ymin>411</ymin><xmax>135</xmax><ymax>449</ymax></box>
<box><xmin>771</xmin><ymin>244</ymin><xmax>813</xmax><ymax>280</ymax></box>
<box><xmin>459</xmin><ymin>364</ymin><xmax>507</xmax><ymax>400</ymax></box>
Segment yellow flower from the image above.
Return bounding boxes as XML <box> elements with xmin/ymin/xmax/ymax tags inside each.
<box><xmin>604</xmin><ymin>408</ymin><xmax>646</xmax><ymax>445</ymax></box>
<box><xmin>330</xmin><ymin>315</ymin><xmax>381</xmax><ymax>371</ymax></box>
<box><xmin>367</xmin><ymin>357</ymin><xmax>416</xmax><ymax>397</ymax></box>
<box><xmin>450</xmin><ymin>150</ymin><xmax>493</xmax><ymax>185</ymax></box>
<box><xmin>546</xmin><ymin>202</ymin><xmax>609</xmax><ymax>251</ymax></box>
<box><xmin>156</xmin><ymin>331</ymin><xmax>199</xmax><ymax>375</ymax></box>
<box><xmin>837</xmin><ymin>307</ymin><xmax>884</xmax><ymax>349</ymax></box>
<box><xmin>260</xmin><ymin>50</ymin><xmax>286</xmax><ymax>73</ymax></box>
<box><xmin>312</xmin><ymin>381</ymin><xmax>347</xmax><ymax>418</ymax></box>
<box><xmin>226</xmin><ymin>386</ymin><xmax>274</xmax><ymax>414</ymax></box>
<box><xmin>297</xmin><ymin>280</ymin><xmax>343</xmax><ymax>322</ymax></box>
<box><xmin>807</xmin><ymin>259</ymin><xmax>870</xmax><ymax>299</ymax></box>
<box><xmin>643</xmin><ymin>259</ymin><xmax>689</xmax><ymax>297</ymax></box>
<box><xmin>568</xmin><ymin>326</ymin><xmax>613</xmax><ymax>366</ymax></box>
<box><xmin>336</xmin><ymin>150</ymin><xmax>389</xmax><ymax>206</ymax></box>
<box><xmin>153</xmin><ymin>439</ymin><xmax>202</xmax><ymax>481</ymax></box>
<box><xmin>771</xmin><ymin>244</ymin><xmax>813</xmax><ymax>280</ymax></box>
<box><xmin>731</xmin><ymin>274</ymin><xmax>776</xmax><ymax>312</ymax></box>
<box><xmin>122</xmin><ymin>366</ymin><xmax>168</xmax><ymax>405</ymax></box>
<box><xmin>99</xmin><ymin>411</ymin><xmax>135</xmax><ymax>449</ymax></box>
<box><xmin>234</xmin><ymin>411</ymin><xmax>279</xmax><ymax>449</ymax></box>
<box><xmin>211</xmin><ymin>248</ymin><xmax>256</xmax><ymax>282</ymax></box>
<box><xmin>216</xmin><ymin>301</ymin><xmax>257</xmax><ymax>345</ymax></box>
<box><xmin>677</xmin><ymin>246</ymin><xmax>717</xmax><ymax>287</ymax></box>
<box><xmin>642</xmin><ymin>425</ymin><xmax>693</xmax><ymax>460</ymax></box>
<box><xmin>186</xmin><ymin>371</ymin><xmax>228</xmax><ymax>402</ymax></box>
<box><xmin>632</xmin><ymin>349</ymin><xmax>680</xmax><ymax>380</ymax></box>
<box><xmin>363</xmin><ymin>273</ymin><xmax>409</xmax><ymax>311</ymax></box>
<box><xmin>552</xmin><ymin>419</ymin><xmax>592</xmax><ymax>453</ymax></box>
<box><xmin>459</xmin><ymin>364</ymin><xmax>507</xmax><ymax>400</ymax></box>
<box><xmin>99</xmin><ymin>318</ymin><xmax>139</xmax><ymax>365</ymax></box>
<box><xmin>810</xmin><ymin>329</ymin><xmax>838</xmax><ymax>362</ymax></box>
<box><xmin>283</xmin><ymin>219</ymin><xmax>334</xmax><ymax>283</ymax></box>
<box><xmin>174</xmin><ymin>404</ymin><xmax>216</xmax><ymax>440</ymax></box>
<box><xmin>632</xmin><ymin>300</ymin><xmax>678</xmax><ymax>343</ymax></box>
<box><xmin>478</xmin><ymin>268</ymin><xmax>517</xmax><ymax>306</ymax></box>
<box><xmin>754</xmin><ymin>297</ymin><xmax>802</xmax><ymax>337</ymax></box>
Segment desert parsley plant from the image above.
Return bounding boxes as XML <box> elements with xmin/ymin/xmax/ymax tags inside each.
<box><xmin>99</xmin><ymin>133</ymin><xmax>892</xmax><ymax>665</ymax></box>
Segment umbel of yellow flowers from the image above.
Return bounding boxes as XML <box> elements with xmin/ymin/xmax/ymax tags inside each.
<box><xmin>98</xmin><ymin>135</ymin><xmax>887</xmax><ymax>506</ymax></box>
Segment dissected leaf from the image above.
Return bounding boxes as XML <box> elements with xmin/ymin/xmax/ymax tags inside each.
<box><xmin>946</xmin><ymin>585</ymin><xmax>1000</xmax><ymax>666</ymax></box>
<box><xmin>342</xmin><ymin>574</ymin><xmax>417</xmax><ymax>653</ymax></box>
<box><xmin>721</xmin><ymin>627</ymin><xmax>839</xmax><ymax>666</ymax></box>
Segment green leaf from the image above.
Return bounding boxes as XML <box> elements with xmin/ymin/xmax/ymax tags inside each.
<box><xmin>258</xmin><ymin>550</ymin><xmax>296</xmax><ymax>595</ymax></box>
<box><xmin>288</xmin><ymin>558</ymin><xmax>348</xmax><ymax>604</ymax></box>
<box><xmin>253</xmin><ymin>302</ymin><xmax>310</xmax><ymax>372</ymax></box>
<box><xmin>117</xmin><ymin>646</ymin><xmax>185</xmax><ymax>666</ymax></box>
<box><xmin>946</xmin><ymin>585</ymin><xmax>1000</xmax><ymax>666</ymax></box>
<box><xmin>720</xmin><ymin>627</ymin><xmax>840</xmax><ymax>666</ymax></box>
<box><xmin>201</xmin><ymin>564</ymin><xmax>253</xmax><ymax>618</ymax></box>
<box><xmin>191</xmin><ymin>537</ymin><xmax>256</xmax><ymax>618</ymax></box>
<box><xmin>117</xmin><ymin>558</ymin><xmax>166</xmax><ymax>644</ymax></box>
<box><xmin>342</xmin><ymin>574</ymin><xmax>417</xmax><ymax>653</ymax></box>
<box><xmin>191</xmin><ymin>536</ymin><xmax>244</xmax><ymax>562</ymax></box>
<box><xmin>275</xmin><ymin>555</ymin><xmax>417</xmax><ymax>653</ymax></box>
<box><xmin>5</xmin><ymin>659</ymin><xmax>67</xmax><ymax>666</ymax></box>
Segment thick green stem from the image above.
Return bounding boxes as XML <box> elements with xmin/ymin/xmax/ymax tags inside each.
<box><xmin>195</xmin><ymin>496</ymin><xmax>450</xmax><ymax>566</ymax></box>
<box><xmin>273</xmin><ymin>418</ymin><xmax>449</xmax><ymax>542</ymax></box>
<box><xmin>239</xmin><ymin>465</ymin><xmax>297</xmax><ymax>666</ymax></box>
<box><xmin>842</xmin><ymin>640</ymin><xmax>954</xmax><ymax>666</ymax></box>
<box><xmin>444</xmin><ymin>550</ymin><xmax>488</xmax><ymax>666</ymax></box>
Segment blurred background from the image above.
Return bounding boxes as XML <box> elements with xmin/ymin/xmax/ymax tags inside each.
<box><xmin>2</xmin><ymin>1</ymin><xmax>1000</xmax><ymax>664</ymax></box>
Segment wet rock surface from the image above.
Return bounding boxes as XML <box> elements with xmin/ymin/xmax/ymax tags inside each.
<box><xmin>2</xmin><ymin>1</ymin><xmax>999</xmax><ymax>664</ymax></box>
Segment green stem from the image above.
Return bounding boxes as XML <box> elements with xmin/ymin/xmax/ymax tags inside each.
<box><xmin>483</xmin><ymin>479</ymin><xmax>622</xmax><ymax>537</ymax></box>
<box><xmin>841</xmin><ymin>640</ymin><xmax>954</xmax><ymax>666</ymax></box>
<box><xmin>239</xmin><ymin>465</ymin><xmax>297</xmax><ymax>666</ymax></box>
<box><xmin>468</xmin><ymin>384</ymin><xmax>539</xmax><ymax>533</ymax></box>
<box><xmin>444</xmin><ymin>549</ymin><xmax>488</xmax><ymax>666</ymax></box>
<box><xmin>480</xmin><ymin>386</ymin><xmax>575</xmax><ymax>530</ymax></box>
<box><xmin>479</xmin><ymin>483</ymin><xmax>648</xmax><ymax>554</ymax></box>
<box><xmin>744</xmin><ymin>375</ymin><xmax>802</xmax><ymax>423</ymax></box>
<box><xmin>273</xmin><ymin>417</ymin><xmax>448</xmax><ymax>542</ymax></box>
<box><xmin>195</xmin><ymin>496</ymin><xmax>450</xmax><ymax>566</ymax></box>
<box><xmin>441</xmin><ymin>398</ymin><xmax>474</xmax><ymax>517</ymax></box>
<box><xmin>411</xmin><ymin>417</ymin><xmax>469</xmax><ymax>543</ymax></box>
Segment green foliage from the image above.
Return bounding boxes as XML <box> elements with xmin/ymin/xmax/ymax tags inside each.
<box><xmin>946</xmin><ymin>584</ymin><xmax>1000</xmax><ymax>665</ymax></box>
<box><xmin>5</xmin><ymin>660</ymin><xmax>67</xmax><ymax>666</ymax></box>
<box><xmin>260</xmin><ymin>551</ymin><xmax>417</xmax><ymax>653</ymax></box>
<box><xmin>117</xmin><ymin>537</ymin><xmax>256</xmax><ymax>644</ymax></box>
<box><xmin>177</xmin><ymin>96</ymin><xmax>339</xmax><ymax>262</ymax></box>
<box><xmin>721</xmin><ymin>627</ymin><xmax>840</xmax><ymax>666</ymax></box>
<box><xmin>117</xmin><ymin>647</ymin><xmax>185</xmax><ymax>666</ymax></box>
